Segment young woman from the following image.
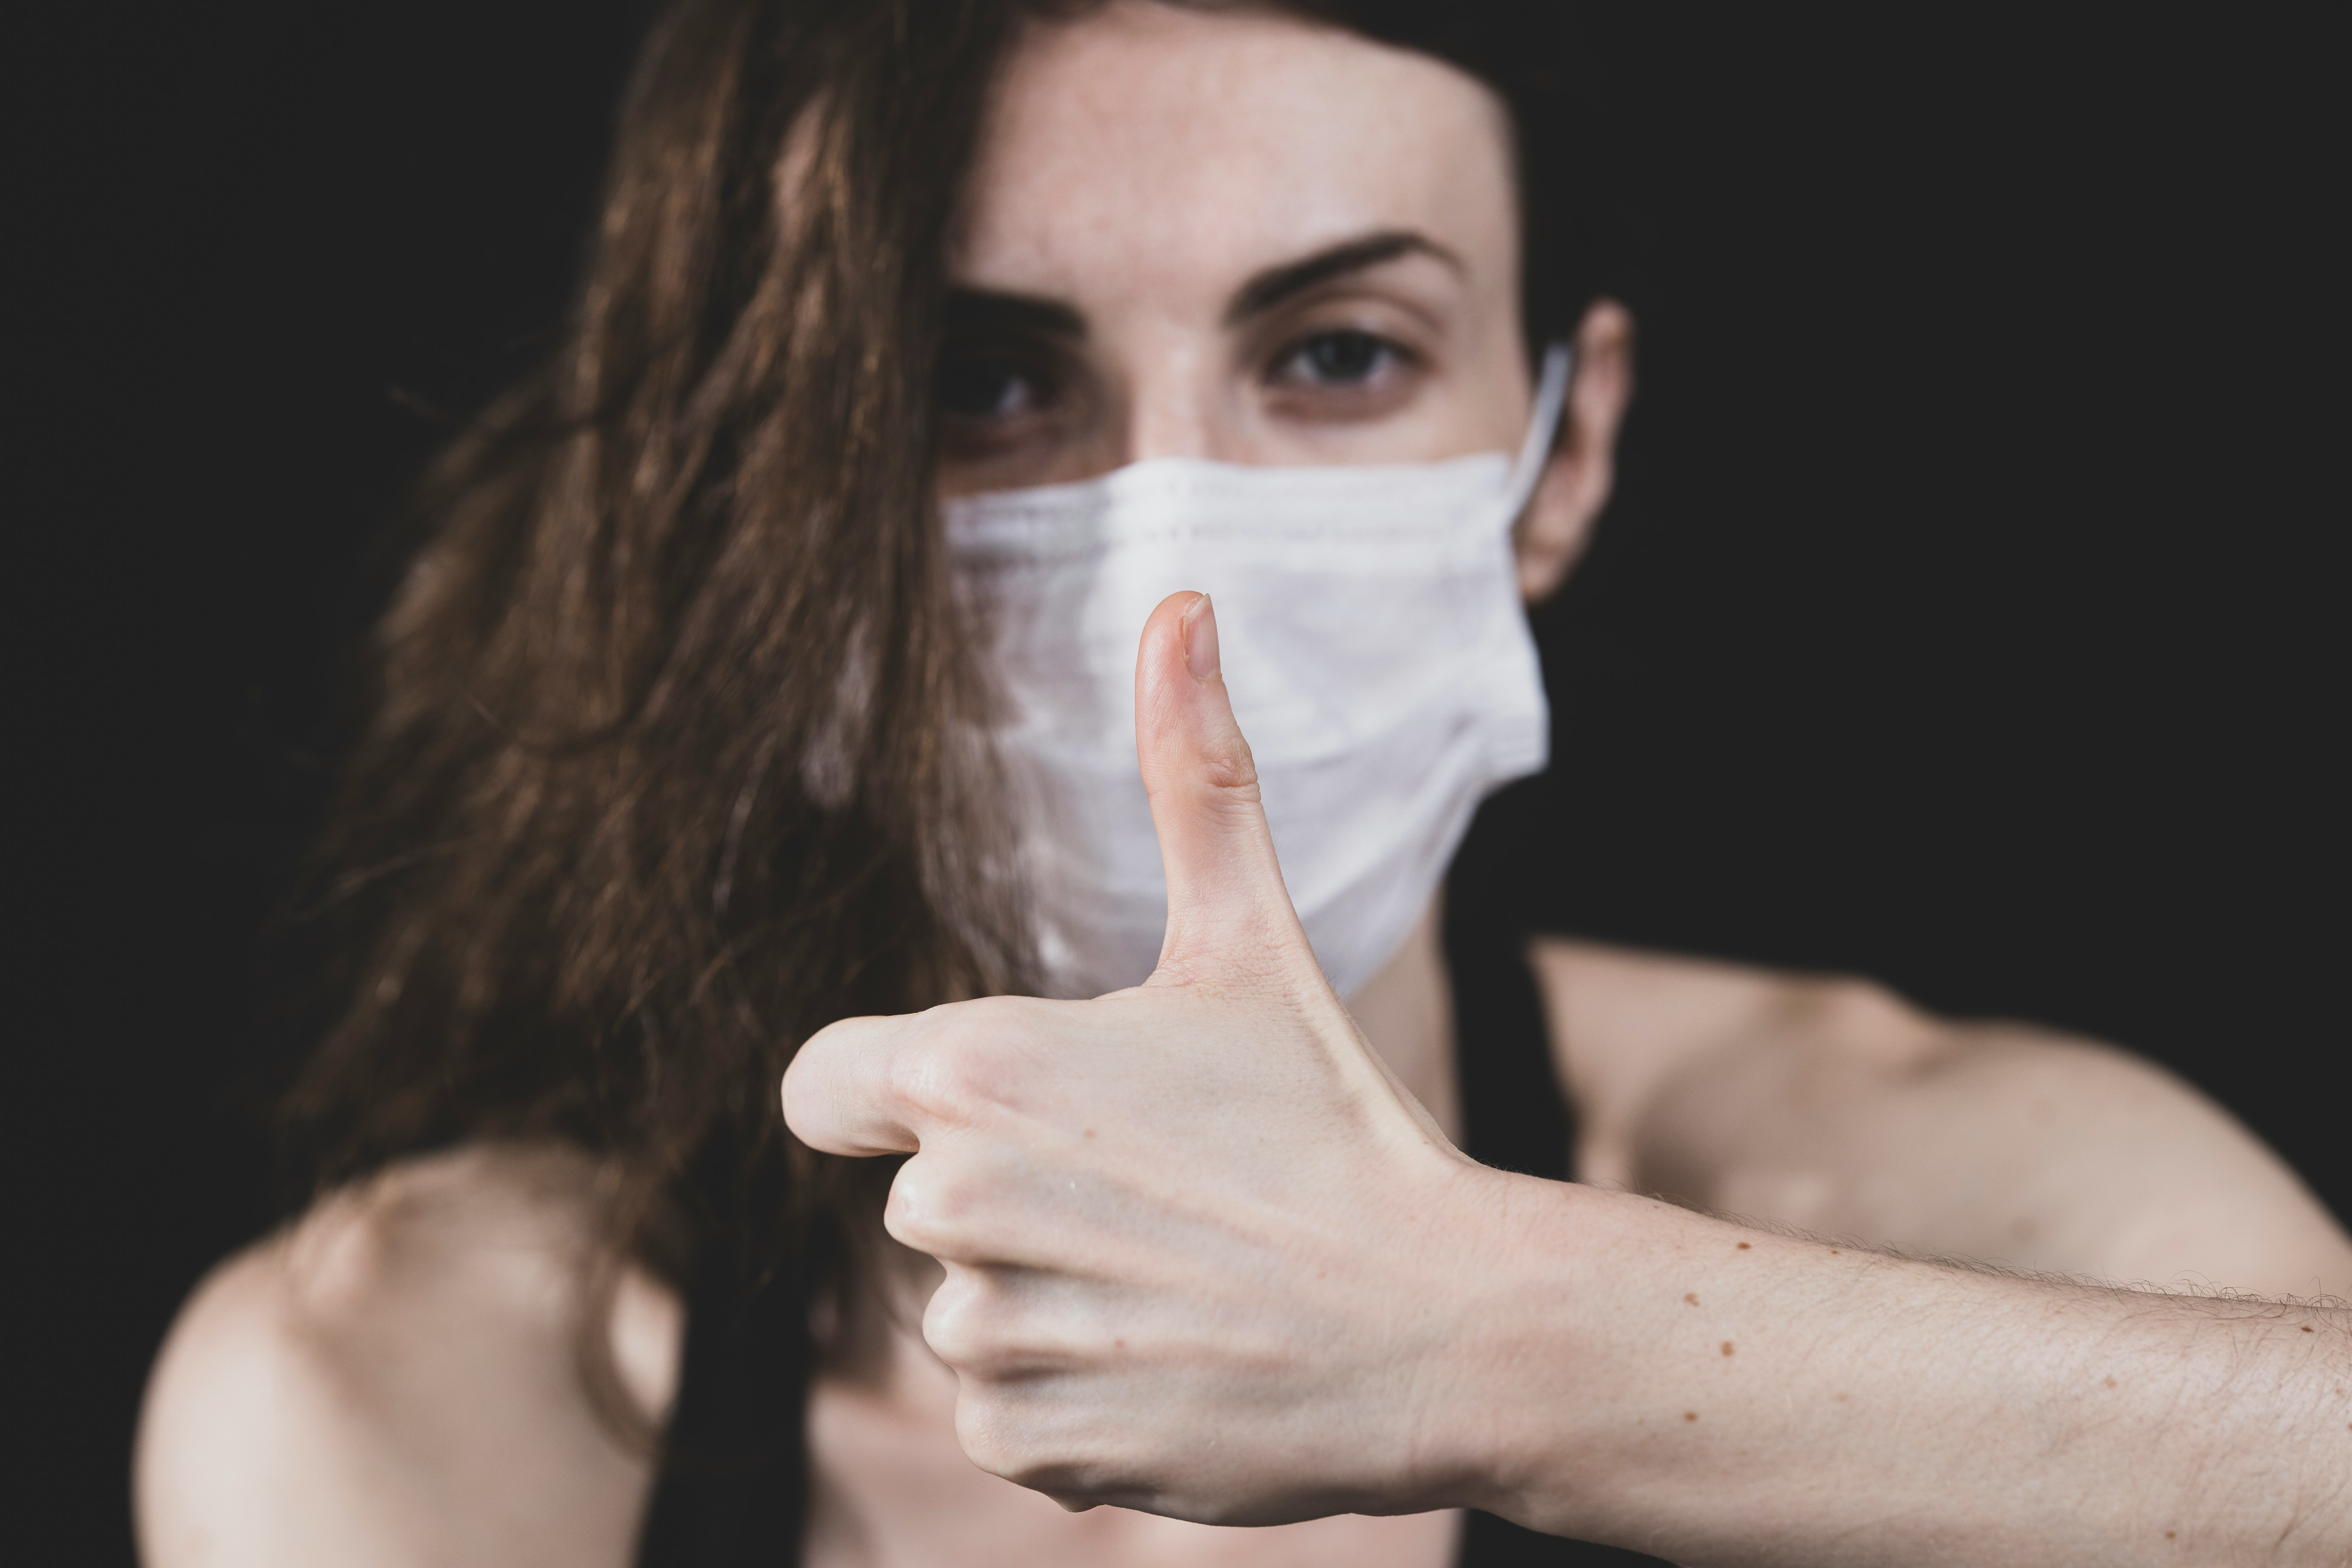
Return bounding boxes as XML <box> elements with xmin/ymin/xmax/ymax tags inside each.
<box><xmin>138</xmin><ymin>3</ymin><xmax>2352</xmax><ymax>1565</ymax></box>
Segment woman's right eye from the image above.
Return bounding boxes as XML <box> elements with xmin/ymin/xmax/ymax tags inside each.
<box><xmin>936</xmin><ymin>353</ymin><xmax>1052</xmax><ymax>421</ymax></box>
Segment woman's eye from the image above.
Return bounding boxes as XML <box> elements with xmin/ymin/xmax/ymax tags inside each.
<box><xmin>937</xmin><ymin>354</ymin><xmax>1050</xmax><ymax>420</ymax></box>
<box><xmin>1279</xmin><ymin>330</ymin><xmax>1398</xmax><ymax>387</ymax></box>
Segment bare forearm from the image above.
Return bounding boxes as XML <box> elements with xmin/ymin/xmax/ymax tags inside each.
<box><xmin>1435</xmin><ymin>1178</ymin><xmax>2352</xmax><ymax>1567</ymax></box>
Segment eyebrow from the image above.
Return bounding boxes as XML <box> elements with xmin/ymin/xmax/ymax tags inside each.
<box><xmin>942</xmin><ymin>229</ymin><xmax>1463</xmax><ymax>345</ymax></box>
<box><xmin>1223</xmin><ymin>229</ymin><xmax>1464</xmax><ymax>326</ymax></box>
<box><xmin>941</xmin><ymin>288</ymin><xmax>1087</xmax><ymax>342</ymax></box>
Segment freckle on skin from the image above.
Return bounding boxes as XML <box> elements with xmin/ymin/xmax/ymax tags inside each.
<box><xmin>1736</xmin><ymin>1242</ymin><xmax>1751</xmax><ymax>1250</ymax></box>
<box><xmin>1721</xmin><ymin>1342</ymin><xmax>1735</xmax><ymax>1356</ymax></box>
<box><xmin>1833</xmin><ymin>1393</ymin><xmax>1849</xmax><ymax>1403</ymax></box>
<box><xmin>1684</xmin><ymin>1293</ymin><xmax>1700</xmax><ymax>1305</ymax></box>
<box><xmin>2165</xmin><ymin>1532</ymin><xmax>2176</xmax><ymax>1541</ymax></box>
<box><xmin>2105</xmin><ymin>1377</ymin><xmax>2117</xmax><ymax>1388</ymax></box>
<box><xmin>1684</xmin><ymin>1412</ymin><xmax>1698</xmax><ymax>1422</ymax></box>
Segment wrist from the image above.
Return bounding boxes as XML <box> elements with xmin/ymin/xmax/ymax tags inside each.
<box><xmin>1412</xmin><ymin>1174</ymin><xmax>1970</xmax><ymax>1545</ymax></box>
<box><xmin>1405</xmin><ymin>1166</ymin><xmax>1644</xmax><ymax>1530</ymax></box>
<box><xmin>1416</xmin><ymin>1176</ymin><xmax>1975</xmax><ymax>1547</ymax></box>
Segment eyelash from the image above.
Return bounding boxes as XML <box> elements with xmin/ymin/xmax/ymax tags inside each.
<box><xmin>1267</xmin><ymin>328</ymin><xmax>1415</xmax><ymax>390</ymax></box>
<box><xmin>933</xmin><ymin>326</ymin><xmax>1422</xmax><ymax>438</ymax></box>
<box><xmin>936</xmin><ymin>350</ymin><xmax>1062</xmax><ymax>422</ymax></box>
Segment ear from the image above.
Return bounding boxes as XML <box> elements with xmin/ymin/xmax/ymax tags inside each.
<box><xmin>1516</xmin><ymin>299</ymin><xmax>1635</xmax><ymax>603</ymax></box>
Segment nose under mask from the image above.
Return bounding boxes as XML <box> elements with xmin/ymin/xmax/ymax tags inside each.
<box><xmin>945</xmin><ymin>343</ymin><xmax>1570</xmax><ymax>1001</ymax></box>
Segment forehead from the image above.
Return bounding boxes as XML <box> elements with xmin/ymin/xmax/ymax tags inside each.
<box><xmin>954</xmin><ymin>2</ymin><xmax>1520</xmax><ymax>313</ymax></box>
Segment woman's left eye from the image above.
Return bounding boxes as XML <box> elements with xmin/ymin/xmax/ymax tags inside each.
<box><xmin>1277</xmin><ymin>330</ymin><xmax>1400</xmax><ymax>387</ymax></box>
<box><xmin>937</xmin><ymin>353</ymin><xmax>1050</xmax><ymax>420</ymax></box>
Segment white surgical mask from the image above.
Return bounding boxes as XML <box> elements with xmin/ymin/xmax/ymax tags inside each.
<box><xmin>946</xmin><ymin>344</ymin><xmax>1570</xmax><ymax>1001</ymax></box>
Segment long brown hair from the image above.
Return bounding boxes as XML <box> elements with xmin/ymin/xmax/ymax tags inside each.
<box><xmin>277</xmin><ymin>8</ymin><xmax>1038</xmax><ymax>1539</ymax></box>
<box><xmin>286</xmin><ymin>0</ymin><xmax>1030</xmax><ymax>1268</ymax></box>
<box><xmin>279</xmin><ymin>0</ymin><xmax>1610</xmax><ymax>1556</ymax></box>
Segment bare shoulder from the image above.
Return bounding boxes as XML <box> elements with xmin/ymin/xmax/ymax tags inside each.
<box><xmin>1524</xmin><ymin>934</ymin><xmax>2247</xmax><ymax>1166</ymax></box>
<box><xmin>1524</xmin><ymin>937</ymin><xmax>1947</xmax><ymax>1172</ymax></box>
<box><xmin>136</xmin><ymin>1143</ymin><xmax>681</xmax><ymax>1568</ymax></box>
<box><xmin>1525</xmin><ymin>938</ymin><xmax>2352</xmax><ymax>1296</ymax></box>
<box><xmin>1523</xmin><ymin>937</ymin><xmax>2138</xmax><ymax>1183</ymax></box>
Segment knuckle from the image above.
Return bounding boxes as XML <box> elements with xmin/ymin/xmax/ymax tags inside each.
<box><xmin>882</xmin><ymin>1159</ymin><xmax>978</xmax><ymax>1257</ymax></box>
<box><xmin>954</xmin><ymin>1397</ymin><xmax>1106</xmax><ymax>1505</ymax></box>
<box><xmin>889</xmin><ymin>999</ymin><xmax>1038</xmax><ymax>1126</ymax></box>
<box><xmin>1199</xmin><ymin>733</ymin><xmax>1261</xmax><ymax>800</ymax></box>
<box><xmin>888</xmin><ymin>1028</ymin><xmax>979</xmax><ymax>1127</ymax></box>
<box><xmin>920</xmin><ymin>1269</ymin><xmax>998</xmax><ymax>1369</ymax></box>
<box><xmin>952</xmin><ymin>1395</ymin><xmax>1018</xmax><ymax>1478</ymax></box>
<box><xmin>880</xmin><ymin>1169</ymin><xmax>941</xmax><ymax>1254</ymax></box>
<box><xmin>923</xmin><ymin>1267</ymin><xmax>1060</xmax><ymax>1381</ymax></box>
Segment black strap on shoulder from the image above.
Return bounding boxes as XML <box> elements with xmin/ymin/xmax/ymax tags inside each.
<box><xmin>1444</xmin><ymin>802</ymin><xmax>1572</xmax><ymax>1184</ymax></box>
<box><xmin>1445</xmin><ymin>808</ymin><xmax>1670</xmax><ymax>1567</ymax></box>
<box><xmin>634</xmin><ymin>1262</ymin><xmax>811</xmax><ymax>1568</ymax></box>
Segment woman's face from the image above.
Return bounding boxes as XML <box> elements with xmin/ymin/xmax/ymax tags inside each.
<box><xmin>938</xmin><ymin>2</ymin><xmax>1546</xmax><ymax>499</ymax></box>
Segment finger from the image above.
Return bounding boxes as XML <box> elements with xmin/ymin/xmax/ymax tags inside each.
<box><xmin>1132</xmin><ymin>591</ymin><xmax>1319</xmax><ymax>988</ymax></box>
<box><xmin>780</xmin><ymin>1011</ymin><xmax>925</xmax><ymax>1157</ymax></box>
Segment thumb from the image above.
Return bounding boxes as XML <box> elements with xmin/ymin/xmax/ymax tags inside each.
<box><xmin>1134</xmin><ymin>591</ymin><xmax>1318</xmax><ymax>989</ymax></box>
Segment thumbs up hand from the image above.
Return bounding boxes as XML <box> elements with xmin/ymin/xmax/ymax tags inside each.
<box><xmin>783</xmin><ymin>591</ymin><xmax>1503</xmax><ymax>1523</ymax></box>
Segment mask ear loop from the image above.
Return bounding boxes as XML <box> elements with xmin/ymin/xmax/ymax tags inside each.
<box><xmin>1502</xmin><ymin>341</ymin><xmax>1575</xmax><ymax>525</ymax></box>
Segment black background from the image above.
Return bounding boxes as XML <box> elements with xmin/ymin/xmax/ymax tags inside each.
<box><xmin>13</xmin><ymin>4</ymin><xmax>2343</xmax><ymax>1560</ymax></box>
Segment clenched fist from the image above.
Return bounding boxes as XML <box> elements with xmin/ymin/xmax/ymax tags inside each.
<box><xmin>782</xmin><ymin>590</ymin><xmax>1506</xmax><ymax>1523</ymax></box>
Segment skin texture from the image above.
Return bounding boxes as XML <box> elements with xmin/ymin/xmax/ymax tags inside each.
<box><xmin>788</xmin><ymin>593</ymin><xmax>2352</xmax><ymax>1562</ymax></box>
<box><xmin>138</xmin><ymin>6</ymin><xmax>2352</xmax><ymax>1565</ymax></box>
<box><xmin>136</xmin><ymin>1146</ymin><xmax>684</xmax><ymax>1568</ymax></box>
<box><xmin>929</xmin><ymin>2</ymin><xmax>1628</xmax><ymax>600</ymax></box>
<box><xmin>1534</xmin><ymin>939</ymin><xmax>2352</xmax><ymax>1300</ymax></box>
